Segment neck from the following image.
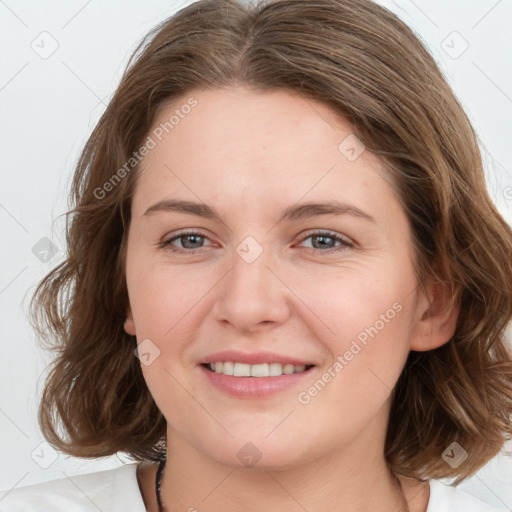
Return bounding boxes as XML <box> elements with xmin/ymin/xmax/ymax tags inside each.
<box><xmin>156</xmin><ymin>430</ymin><xmax>414</xmax><ymax>512</ymax></box>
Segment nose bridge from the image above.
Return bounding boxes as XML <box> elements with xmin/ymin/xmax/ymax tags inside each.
<box><xmin>213</xmin><ymin>231</ymin><xmax>290</xmax><ymax>329</ymax></box>
<box><xmin>230</xmin><ymin>232</ymin><xmax>276</xmax><ymax>302</ymax></box>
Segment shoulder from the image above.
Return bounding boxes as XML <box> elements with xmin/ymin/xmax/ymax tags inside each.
<box><xmin>427</xmin><ymin>479</ymin><xmax>509</xmax><ymax>512</ymax></box>
<box><xmin>0</xmin><ymin>463</ymin><xmax>146</xmax><ymax>512</ymax></box>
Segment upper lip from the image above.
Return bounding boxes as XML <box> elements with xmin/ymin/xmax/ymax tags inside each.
<box><xmin>201</xmin><ymin>350</ymin><xmax>315</xmax><ymax>366</ymax></box>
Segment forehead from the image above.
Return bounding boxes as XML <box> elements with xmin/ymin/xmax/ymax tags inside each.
<box><xmin>131</xmin><ymin>86</ymin><xmax>400</xmax><ymax>222</ymax></box>
<box><xmin>147</xmin><ymin>86</ymin><xmax>361</xmax><ymax>167</ymax></box>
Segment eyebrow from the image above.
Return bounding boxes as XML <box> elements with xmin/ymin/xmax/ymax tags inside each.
<box><xmin>143</xmin><ymin>199</ymin><xmax>376</xmax><ymax>224</ymax></box>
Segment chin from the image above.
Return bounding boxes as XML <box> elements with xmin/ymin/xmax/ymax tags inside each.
<box><xmin>199</xmin><ymin>432</ymin><xmax>312</xmax><ymax>472</ymax></box>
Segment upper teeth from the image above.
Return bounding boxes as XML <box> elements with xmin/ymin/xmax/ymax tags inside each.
<box><xmin>208</xmin><ymin>362</ymin><xmax>307</xmax><ymax>377</ymax></box>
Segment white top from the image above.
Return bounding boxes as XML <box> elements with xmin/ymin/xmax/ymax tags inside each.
<box><xmin>0</xmin><ymin>463</ymin><xmax>507</xmax><ymax>511</ymax></box>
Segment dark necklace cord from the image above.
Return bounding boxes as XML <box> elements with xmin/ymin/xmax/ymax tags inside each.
<box><xmin>155</xmin><ymin>457</ymin><xmax>166</xmax><ymax>512</ymax></box>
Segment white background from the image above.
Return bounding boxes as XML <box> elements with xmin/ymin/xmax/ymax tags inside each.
<box><xmin>1</xmin><ymin>0</ymin><xmax>511</xmax><ymax>508</ymax></box>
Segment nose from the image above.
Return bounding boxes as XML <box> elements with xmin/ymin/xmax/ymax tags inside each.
<box><xmin>212</xmin><ymin>237</ymin><xmax>291</xmax><ymax>333</ymax></box>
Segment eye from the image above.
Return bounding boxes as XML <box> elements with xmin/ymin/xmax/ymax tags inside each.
<box><xmin>297</xmin><ymin>230</ymin><xmax>354</xmax><ymax>253</ymax></box>
<box><xmin>160</xmin><ymin>229</ymin><xmax>353</xmax><ymax>255</ymax></box>
<box><xmin>161</xmin><ymin>231</ymin><xmax>212</xmax><ymax>254</ymax></box>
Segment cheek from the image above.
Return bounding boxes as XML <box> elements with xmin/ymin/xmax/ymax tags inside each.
<box><xmin>126</xmin><ymin>257</ymin><xmax>210</xmax><ymax>339</ymax></box>
<box><xmin>296</xmin><ymin>262</ymin><xmax>415</xmax><ymax>387</ymax></box>
<box><xmin>305</xmin><ymin>262</ymin><xmax>413</xmax><ymax>342</ymax></box>
<box><xmin>292</xmin><ymin>284</ymin><xmax>414</xmax><ymax>442</ymax></box>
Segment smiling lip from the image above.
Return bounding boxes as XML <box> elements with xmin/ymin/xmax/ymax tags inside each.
<box><xmin>199</xmin><ymin>350</ymin><xmax>316</xmax><ymax>399</ymax></box>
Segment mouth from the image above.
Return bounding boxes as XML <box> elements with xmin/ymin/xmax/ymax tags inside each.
<box><xmin>199</xmin><ymin>350</ymin><xmax>318</xmax><ymax>398</ymax></box>
<box><xmin>201</xmin><ymin>362</ymin><xmax>316</xmax><ymax>377</ymax></box>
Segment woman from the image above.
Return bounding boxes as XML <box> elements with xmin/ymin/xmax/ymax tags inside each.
<box><xmin>2</xmin><ymin>0</ymin><xmax>511</xmax><ymax>510</ymax></box>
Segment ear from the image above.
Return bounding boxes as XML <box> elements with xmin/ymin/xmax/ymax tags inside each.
<box><xmin>124</xmin><ymin>302</ymin><xmax>136</xmax><ymax>336</ymax></box>
<box><xmin>409</xmin><ymin>270</ymin><xmax>460</xmax><ymax>352</ymax></box>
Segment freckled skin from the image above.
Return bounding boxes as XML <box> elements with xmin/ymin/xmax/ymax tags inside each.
<box><xmin>125</xmin><ymin>87</ymin><xmax>454</xmax><ymax>512</ymax></box>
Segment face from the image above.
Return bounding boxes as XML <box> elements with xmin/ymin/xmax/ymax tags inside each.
<box><xmin>124</xmin><ymin>86</ymin><xmax>432</xmax><ymax>470</ymax></box>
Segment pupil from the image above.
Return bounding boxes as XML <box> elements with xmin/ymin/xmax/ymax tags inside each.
<box><xmin>314</xmin><ymin>235</ymin><xmax>332</xmax><ymax>249</ymax></box>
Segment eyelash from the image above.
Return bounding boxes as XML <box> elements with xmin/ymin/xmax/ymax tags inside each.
<box><xmin>160</xmin><ymin>230</ymin><xmax>354</xmax><ymax>255</ymax></box>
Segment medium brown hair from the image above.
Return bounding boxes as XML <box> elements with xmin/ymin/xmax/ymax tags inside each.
<box><xmin>30</xmin><ymin>0</ymin><xmax>512</xmax><ymax>484</ymax></box>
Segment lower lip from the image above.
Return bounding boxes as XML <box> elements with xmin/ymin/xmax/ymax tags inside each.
<box><xmin>199</xmin><ymin>364</ymin><xmax>315</xmax><ymax>399</ymax></box>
